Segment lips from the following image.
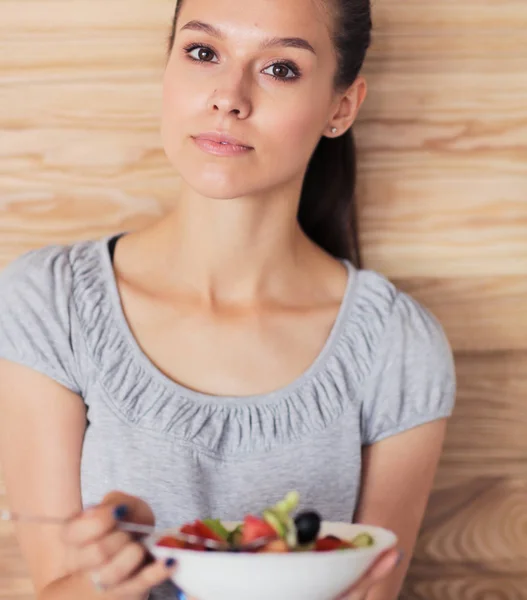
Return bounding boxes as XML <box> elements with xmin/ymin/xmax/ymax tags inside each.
<box><xmin>192</xmin><ymin>131</ymin><xmax>254</xmax><ymax>157</ymax></box>
<box><xmin>194</xmin><ymin>132</ymin><xmax>253</xmax><ymax>149</ymax></box>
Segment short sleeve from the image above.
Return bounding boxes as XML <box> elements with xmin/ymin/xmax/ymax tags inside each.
<box><xmin>360</xmin><ymin>291</ymin><xmax>456</xmax><ymax>445</ymax></box>
<box><xmin>0</xmin><ymin>246</ymin><xmax>82</xmax><ymax>394</ymax></box>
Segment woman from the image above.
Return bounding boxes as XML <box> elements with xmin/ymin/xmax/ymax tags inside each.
<box><xmin>0</xmin><ymin>0</ymin><xmax>456</xmax><ymax>598</ymax></box>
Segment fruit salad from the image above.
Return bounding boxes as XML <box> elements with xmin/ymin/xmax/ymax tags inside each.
<box><xmin>156</xmin><ymin>492</ymin><xmax>374</xmax><ymax>553</ymax></box>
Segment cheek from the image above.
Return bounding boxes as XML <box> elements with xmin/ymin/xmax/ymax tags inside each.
<box><xmin>262</xmin><ymin>93</ymin><xmax>329</xmax><ymax>162</ymax></box>
<box><xmin>285</xmin><ymin>106</ymin><xmax>321</xmax><ymax>142</ymax></box>
<box><xmin>161</xmin><ymin>63</ymin><xmax>201</xmax><ymax>130</ymax></box>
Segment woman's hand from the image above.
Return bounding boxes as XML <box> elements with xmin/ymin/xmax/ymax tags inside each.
<box><xmin>336</xmin><ymin>547</ymin><xmax>402</xmax><ymax>600</ymax></box>
<box><xmin>61</xmin><ymin>491</ymin><xmax>177</xmax><ymax>599</ymax></box>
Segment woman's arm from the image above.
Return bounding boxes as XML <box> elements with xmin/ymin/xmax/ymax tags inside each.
<box><xmin>353</xmin><ymin>419</ymin><xmax>448</xmax><ymax>600</ymax></box>
<box><xmin>0</xmin><ymin>361</ymin><xmax>87</xmax><ymax>595</ymax></box>
<box><xmin>0</xmin><ymin>361</ymin><xmax>174</xmax><ymax>600</ymax></box>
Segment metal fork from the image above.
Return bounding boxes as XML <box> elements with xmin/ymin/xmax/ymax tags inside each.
<box><xmin>0</xmin><ymin>509</ymin><xmax>270</xmax><ymax>551</ymax></box>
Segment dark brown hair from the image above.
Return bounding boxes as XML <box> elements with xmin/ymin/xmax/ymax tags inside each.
<box><xmin>168</xmin><ymin>0</ymin><xmax>372</xmax><ymax>267</ymax></box>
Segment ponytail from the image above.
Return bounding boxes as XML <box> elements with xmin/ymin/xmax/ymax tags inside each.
<box><xmin>298</xmin><ymin>129</ymin><xmax>362</xmax><ymax>267</ymax></box>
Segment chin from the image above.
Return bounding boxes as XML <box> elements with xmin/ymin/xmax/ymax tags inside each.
<box><xmin>184</xmin><ymin>168</ymin><xmax>260</xmax><ymax>200</ymax></box>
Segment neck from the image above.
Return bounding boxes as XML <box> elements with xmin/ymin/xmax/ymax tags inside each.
<box><xmin>144</xmin><ymin>181</ymin><xmax>316</xmax><ymax>304</ymax></box>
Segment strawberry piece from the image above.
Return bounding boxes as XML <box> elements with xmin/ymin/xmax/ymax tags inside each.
<box><xmin>157</xmin><ymin>536</ymin><xmax>185</xmax><ymax>549</ymax></box>
<box><xmin>180</xmin><ymin>522</ymin><xmax>199</xmax><ymax>536</ymax></box>
<box><xmin>241</xmin><ymin>515</ymin><xmax>277</xmax><ymax>545</ymax></box>
<box><xmin>177</xmin><ymin>520</ymin><xmax>222</xmax><ymax>551</ymax></box>
<box><xmin>185</xmin><ymin>542</ymin><xmax>206</xmax><ymax>551</ymax></box>
<box><xmin>315</xmin><ymin>535</ymin><xmax>345</xmax><ymax>552</ymax></box>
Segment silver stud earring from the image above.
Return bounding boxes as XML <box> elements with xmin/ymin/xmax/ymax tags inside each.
<box><xmin>331</xmin><ymin>127</ymin><xmax>337</xmax><ymax>134</ymax></box>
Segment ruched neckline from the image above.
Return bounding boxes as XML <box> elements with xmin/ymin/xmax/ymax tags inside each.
<box><xmin>70</xmin><ymin>236</ymin><xmax>397</xmax><ymax>455</ymax></box>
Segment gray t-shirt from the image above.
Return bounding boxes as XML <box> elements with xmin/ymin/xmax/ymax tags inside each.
<box><xmin>0</xmin><ymin>236</ymin><xmax>456</xmax><ymax>599</ymax></box>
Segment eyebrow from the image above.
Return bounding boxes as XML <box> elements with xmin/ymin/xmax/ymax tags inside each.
<box><xmin>180</xmin><ymin>20</ymin><xmax>317</xmax><ymax>55</ymax></box>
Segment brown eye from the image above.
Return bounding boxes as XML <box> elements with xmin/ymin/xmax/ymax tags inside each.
<box><xmin>263</xmin><ymin>62</ymin><xmax>299</xmax><ymax>81</ymax></box>
<box><xmin>198</xmin><ymin>48</ymin><xmax>214</xmax><ymax>61</ymax></box>
<box><xmin>187</xmin><ymin>46</ymin><xmax>218</xmax><ymax>63</ymax></box>
<box><xmin>272</xmin><ymin>65</ymin><xmax>290</xmax><ymax>78</ymax></box>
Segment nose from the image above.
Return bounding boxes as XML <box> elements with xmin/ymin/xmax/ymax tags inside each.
<box><xmin>207</xmin><ymin>71</ymin><xmax>252</xmax><ymax>120</ymax></box>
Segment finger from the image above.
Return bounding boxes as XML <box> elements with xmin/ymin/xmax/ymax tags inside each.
<box><xmin>73</xmin><ymin>530</ymin><xmax>131</xmax><ymax>572</ymax></box>
<box><xmin>63</xmin><ymin>504</ymin><xmax>120</xmax><ymax>546</ymax></box>
<box><xmin>95</xmin><ymin>541</ymin><xmax>147</xmax><ymax>588</ymax></box>
<box><xmin>342</xmin><ymin>548</ymin><xmax>401</xmax><ymax>598</ymax></box>
<box><xmin>101</xmin><ymin>491</ymin><xmax>155</xmax><ymax>527</ymax></box>
<box><xmin>366</xmin><ymin>548</ymin><xmax>402</xmax><ymax>582</ymax></box>
<box><xmin>110</xmin><ymin>558</ymin><xmax>177</xmax><ymax>597</ymax></box>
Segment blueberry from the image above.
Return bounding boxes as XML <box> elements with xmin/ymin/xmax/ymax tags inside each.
<box><xmin>294</xmin><ymin>511</ymin><xmax>322</xmax><ymax>545</ymax></box>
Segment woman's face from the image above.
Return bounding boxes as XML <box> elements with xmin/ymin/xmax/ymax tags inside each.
<box><xmin>161</xmin><ymin>0</ymin><xmax>342</xmax><ymax>200</ymax></box>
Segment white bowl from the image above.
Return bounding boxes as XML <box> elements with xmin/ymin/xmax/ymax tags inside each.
<box><xmin>146</xmin><ymin>521</ymin><xmax>397</xmax><ymax>600</ymax></box>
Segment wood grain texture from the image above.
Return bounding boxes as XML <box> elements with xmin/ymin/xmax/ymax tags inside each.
<box><xmin>404</xmin><ymin>353</ymin><xmax>527</xmax><ymax>597</ymax></box>
<box><xmin>355</xmin><ymin>0</ymin><xmax>527</xmax><ymax>279</ymax></box>
<box><xmin>436</xmin><ymin>352</ymin><xmax>527</xmax><ymax>484</ymax></box>
<box><xmin>394</xmin><ymin>277</ymin><xmax>527</xmax><ymax>352</ymax></box>
<box><xmin>0</xmin><ymin>0</ymin><xmax>526</xmax><ymax>598</ymax></box>
<box><xmin>405</xmin><ymin>477</ymin><xmax>527</xmax><ymax>599</ymax></box>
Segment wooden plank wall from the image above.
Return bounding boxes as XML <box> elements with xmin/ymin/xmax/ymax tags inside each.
<box><xmin>0</xmin><ymin>1</ymin><xmax>526</xmax><ymax>598</ymax></box>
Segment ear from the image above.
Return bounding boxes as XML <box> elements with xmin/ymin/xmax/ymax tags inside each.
<box><xmin>325</xmin><ymin>76</ymin><xmax>367</xmax><ymax>138</ymax></box>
